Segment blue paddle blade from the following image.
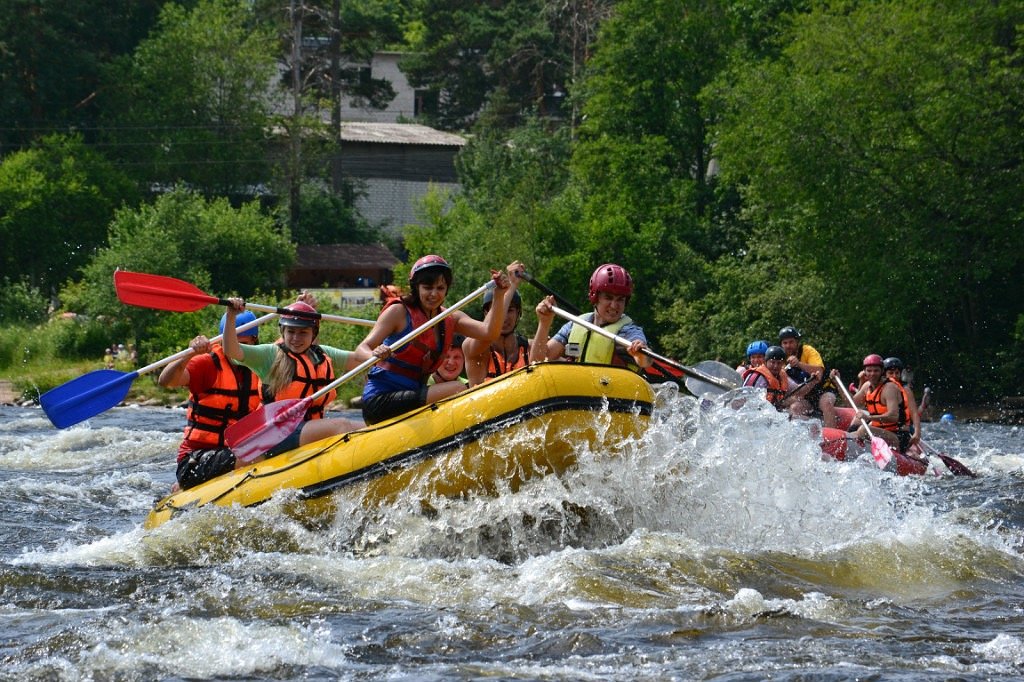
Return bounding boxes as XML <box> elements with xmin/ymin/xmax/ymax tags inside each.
<box><xmin>40</xmin><ymin>369</ymin><xmax>137</xmax><ymax>429</ymax></box>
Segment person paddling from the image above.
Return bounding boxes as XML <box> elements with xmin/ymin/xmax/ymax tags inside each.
<box><xmin>158</xmin><ymin>311</ymin><xmax>263</xmax><ymax>490</ymax></box>
<box><xmin>530</xmin><ymin>263</ymin><xmax>651</xmax><ymax>370</ymax></box>
<box><xmin>354</xmin><ymin>255</ymin><xmax>519</xmax><ymax>425</ymax></box>
<box><xmin>737</xmin><ymin>339</ymin><xmax>768</xmax><ymax>373</ymax></box>
<box><xmin>742</xmin><ymin>345</ymin><xmax>819</xmax><ymax>413</ymax></box>
<box><xmin>833</xmin><ymin>354</ymin><xmax>917</xmax><ymax>454</ymax></box>
<box><xmin>221</xmin><ymin>299</ymin><xmax>363</xmax><ymax>459</ymax></box>
<box><xmin>882</xmin><ymin>356</ymin><xmax>922</xmax><ymax>448</ymax></box>
<box><xmin>778</xmin><ymin>325</ymin><xmax>835</xmax><ymax>426</ymax></box>
<box><xmin>463</xmin><ymin>286</ymin><xmax>531</xmax><ymax>386</ymax></box>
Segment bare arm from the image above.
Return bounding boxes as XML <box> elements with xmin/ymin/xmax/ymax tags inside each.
<box><xmin>221</xmin><ymin>298</ymin><xmax>246</xmax><ymax>361</ymax></box>
<box><xmin>157</xmin><ymin>335</ymin><xmax>210</xmax><ymax>387</ymax></box>
<box><xmin>530</xmin><ymin>296</ymin><xmax>562</xmax><ymax>363</ymax></box>
<box><xmin>354</xmin><ymin>304</ymin><xmax>407</xmax><ymax>362</ymax></box>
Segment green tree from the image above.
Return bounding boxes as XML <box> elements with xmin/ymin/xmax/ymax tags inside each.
<box><xmin>0</xmin><ymin>134</ymin><xmax>138</xmax><ymax>297</ymax></box>
<box><xmin>284</xmin><ymin>180</ymin><xmax>379</xmax><ymax>245</ymax></box>
<box><xmin>402</xmin><ymin>118</ymin><xmax>574</xmax><ymax>310</ymax></box>
<box><xmin>100</xmin><ymin>0</ymin><xmax>278</xmax><ymax>195</ymax></box>
<box><xmin>69</xmin><ymin>188</ymin><xmax>295</xmax><ymax>354</ymax></box>
<box><xmin>402</xmin><ymin>0</ymin><xmax>613</xmax><ymax>130</ymax></box>
<box><xmin>710</xmin><ymin>0</ymin><xmax>1024</xmax><ymax>397</ymax></box>
<box><xmin>0</xmin><ymin>0</ymin><xmax>166</xmax><ymax>152</ymax></box>
<box><xmin>553</xmin><ymin>0</ymin><xmax>738</xmax><ymax>337</ymax></box>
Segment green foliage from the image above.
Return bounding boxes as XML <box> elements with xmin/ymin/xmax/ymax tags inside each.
<box><xmin>0</xmin><ymin>278</ymin><xmax>48</xmax><ymax>325</ymax></box>
<box><xmin>0</xmin><ymin>134</ymin><xmax>138</xmax><ymax>295</ymax></box>
<box><xmin>69</xmin><ymin>187</ymin><xmax>295</xmax><ymax>359</ymax></box>
<box><xmin>0</xmin><ymin>320</ymin><xmax>61</xmax><ymax>372</ymax></box>
<box><xmin>100</xmin><ymin>0</ymin><xmax>277</xmax><ymax>194</ymax></box>
<box><xmin>0</xmin><ymin>0</ymin><xmax>164</xmax><ymax>152</ymax></box>
<box><xmin>709</xmin><ymin>0</ymin><xmax>1024</xmax><ymax>399</ymax></box>
<box><xmin>47</xmin><ymin>317</ymin><xmax>129</xmax><ymax>362</ymax></box>
<box><xmin>284</xmin><ymin>181</ymin><xmax>379</xmax><ymax>245</ymax></box>
<box><xmin>402</xmin><ymin>0</ymin><xmax>610</xmax><ymax>129</ymax></box>
<box><xmin>558</xmin><ymin>0</ymin><xmax>740</xmax><ymax>335</ymax></box>
<box><xmin>402</xmin><ymin>120</ymin><xmax>575</xmax><ymax>313</ymax></box>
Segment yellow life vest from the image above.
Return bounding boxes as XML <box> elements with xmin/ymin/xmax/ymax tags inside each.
<box><xmin>565</xmin><ymin>315</ymin><xmax>639</xmax><ymax>370</ymax></box>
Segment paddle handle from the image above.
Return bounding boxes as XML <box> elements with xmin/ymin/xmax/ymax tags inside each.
<box><xmin>518</xmin><ymin>271</ymin><xmax>582</xmax><ymax>315</ymax></box>
<box><xmin>302</xmin><ymin>280</ymin><xmax>498</xmax><ymax>404</ymax></box>
<box><xmin>134</xmin><ymin>313</ymin><xmax>277</xmax><ymax>377</ymax></box>
<box><xmin>241</xmin><ymin>301</ymin><xmax>374</xmax><ymax>327</ymax></box>
<box><xmin>548</xmin><ymin>305</ymin><xmax>737</xmax><ymax>391</ymax></box>
<box><xmin>834</xmin><ymin>372</ymin><xmax>891</xmax><ymax>467</ymax></box>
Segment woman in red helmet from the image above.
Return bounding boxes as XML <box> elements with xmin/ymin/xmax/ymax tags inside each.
<box><xmin>354</xmin><ymin>255</ymin><xmax>521</xmax><ymax>425</ymax></box>
<box><xmin>222</xmin><ymin>298</ymin><xmax>363</xmax><ymax>457</ymax></box>
<box><xmin>530</xmin><ymin>263</ymin><xmax>651</xmax><ymax>370</ymax></box>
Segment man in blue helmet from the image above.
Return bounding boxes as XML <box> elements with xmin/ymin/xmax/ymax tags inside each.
<box><xmin>737</xmin><ymin>339</ymin><xmax>769</xmax><ymax>372</ymax></box>
<box><xmin>464</xmin><ymin>279</ymin><xmax>531</xmax><ymax>386</ymax></box>
<box><xmin>158</xmin><ymin>309</ymin><xmax>265</xmax><ymax>490</ymax></box>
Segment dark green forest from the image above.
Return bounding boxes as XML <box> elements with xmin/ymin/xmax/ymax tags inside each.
<box><xmin>1</xmin><ymin>0</ymin><xmax>1021</xmax><ymax>402</ymax></box>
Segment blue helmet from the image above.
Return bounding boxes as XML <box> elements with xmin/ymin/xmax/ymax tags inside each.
<box><xmin>220</xmin><ymin>310</ymin><xmax>259</xmax><ymax>338</ymax></box>
<box><xmin>746</xmin><ymin>340</ymin><xmax>769</xmax><ymax>358</ymax></box>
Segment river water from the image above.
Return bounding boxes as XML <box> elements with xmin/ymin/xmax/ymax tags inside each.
<box><xmin>1</xmin><ymin>387</ymin><xmax>1023</xmax><ymax>681</ymax></box>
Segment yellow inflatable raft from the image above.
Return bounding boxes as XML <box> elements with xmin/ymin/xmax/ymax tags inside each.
<box><xmin>145</xmin><ymin>363</ymin><xmax>655</xmax><ymax>529</ymax></box>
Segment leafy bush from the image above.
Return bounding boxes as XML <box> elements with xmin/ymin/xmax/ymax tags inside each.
<box><xmin>0</xmin><ymin>278</ymin><xmax>48</xmax><ymax>325</ymax></box>
<box><xmin>49</xmin><ymin>317</ymin><xmax>130</xmax><ymax>360</ymax></box>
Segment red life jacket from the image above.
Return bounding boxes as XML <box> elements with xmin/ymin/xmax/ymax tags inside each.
<box><xmin>263</xmin><ymin>343</ymin><xmax>336</xmax><ymax>420</ymax></box>
<box><xmin>378</xmin><ymin>300</ymin><xmax>456</xmax><ymax>383</ymax></box>
<box><xmin>743</xmin><ymin>365</ymin><xmax>786</xmax><ymax>407</ymax></box>
<box><xmin>865</xmin><ymin>378</ymin><xmax>909</xmax><ymax>432</ymax></box>
<box><xmin>184</xmin><ymin>345</ymin><xmax>262</xmax><ymax>448</ymax></box>
<box><xmin>486</xmin><ymin>334</ymin><xmax>530</xmax><ymax>379</ymax></box>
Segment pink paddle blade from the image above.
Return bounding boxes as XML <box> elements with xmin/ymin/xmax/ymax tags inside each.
<box><xmin>869</xmin><ymin>435</ymin><xmax>893</xmax><ymax>469</ymax></box>
<box><xmin>226</xmin><ymin>398</ymin><xmax>308</xmax><ymax>463</ymax></box>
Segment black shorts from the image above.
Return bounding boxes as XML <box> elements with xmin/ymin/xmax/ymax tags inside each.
<box><xmin>895</xmin><ymin>429</ymin><xmax>912</xmax><ymax>453</ymax></box>
<box><xmin>263</xmin><ymin>420</ymin><xmax>307</xmax><ymax>457</ymax></box>
<box><xmin>176</xmin><ymin>448</ymin><xmax>235</xmax><ymax>490</ymax></box>
<box><xmin>362</xmin><ymin>387</ymin><xmax>428</xmax><ymax>425</ymax></box>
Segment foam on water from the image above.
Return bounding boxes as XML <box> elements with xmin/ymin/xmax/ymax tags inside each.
<box><xmin>10</xmin><ymin>392</ymin><xmax>1024</xmax><ymax>610</ymax></box>
<box><xmin>3</xmin><ymin>614</ymin><xmax>348</xmax><ymax>680</ymax></box>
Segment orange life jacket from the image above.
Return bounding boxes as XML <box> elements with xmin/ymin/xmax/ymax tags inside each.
<box><xmin>864</xmin><ymin>378</ymin><xmax>909</xmax><ymax>432</ymax></box>
<box><xmin>378</xmin><ymin>300</ymin><xmax>456</xmax><ymax>383</ymax></box>
<box><xmin>184</xmin><ymin>345</ymin><xmax>262</xmax><ymax>448</ymax></box>
<box><xmin>263</xmin><ymin>342</ymin><xmax>336</xmax><ymax>420</ymax></box>
<box><xmin>486</xmin><ymin>334</ymin><xmax>530</xmax><ymax>379</ymax></box>
<box><xmin>743</xmin><ymin>365</ymin><xmax>786</xmax><ymax>407</ymax></box>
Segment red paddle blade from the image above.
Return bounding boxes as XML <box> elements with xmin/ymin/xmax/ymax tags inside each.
<box><xmin>937</xmin><ymin>453</ymin><xmax>977</xmax><ymax>478</ymax></box>
<box><xmin>114</xmin><ymin>270</ymin><xmax>218</xmax><ymax>312</ymax></box>
<box><xmin>869</xmin><ymin>435</ymin><xmax>893</xmax><ymax>469</ymax></box>
<box><xmin>226</xmin><ymin>398</ymin><xmax>308</xmax><ymax>463</ymax></box>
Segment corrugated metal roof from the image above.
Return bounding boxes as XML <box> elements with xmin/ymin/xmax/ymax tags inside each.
<box><xmin>293</xmin><ymin>243</ymin><xmax>400</xmax><ymax>270</ymax></box>
<box><xmin>340</xmin><ymin>122</ymin><xmax>466</xmax><ymax>147</ymax></box>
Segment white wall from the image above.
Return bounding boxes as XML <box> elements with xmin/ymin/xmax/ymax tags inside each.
<box><xmin>340</xmin><ymin>53</ymin><xmax>419</xmax><ymax>123</ymax></box>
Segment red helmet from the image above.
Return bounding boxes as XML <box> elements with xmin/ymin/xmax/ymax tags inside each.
<box><xmin>409</xmin><ymin>254</ymin><xmax>451</xmax><ymax>283</ymax></box>
<box><xmin>588</xmin><ymin>263</ymin><xmax>634</xmax><ymax>304</ymax></box>
<box><xmin>280</xmin><ymin>301</ymin><xmax>319</xmax><ymax>328</ymax></box>
<box><xmin>862</xmin><ymin>353</ymin><xmax>884</xmax><ymax>367</ymax></box>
